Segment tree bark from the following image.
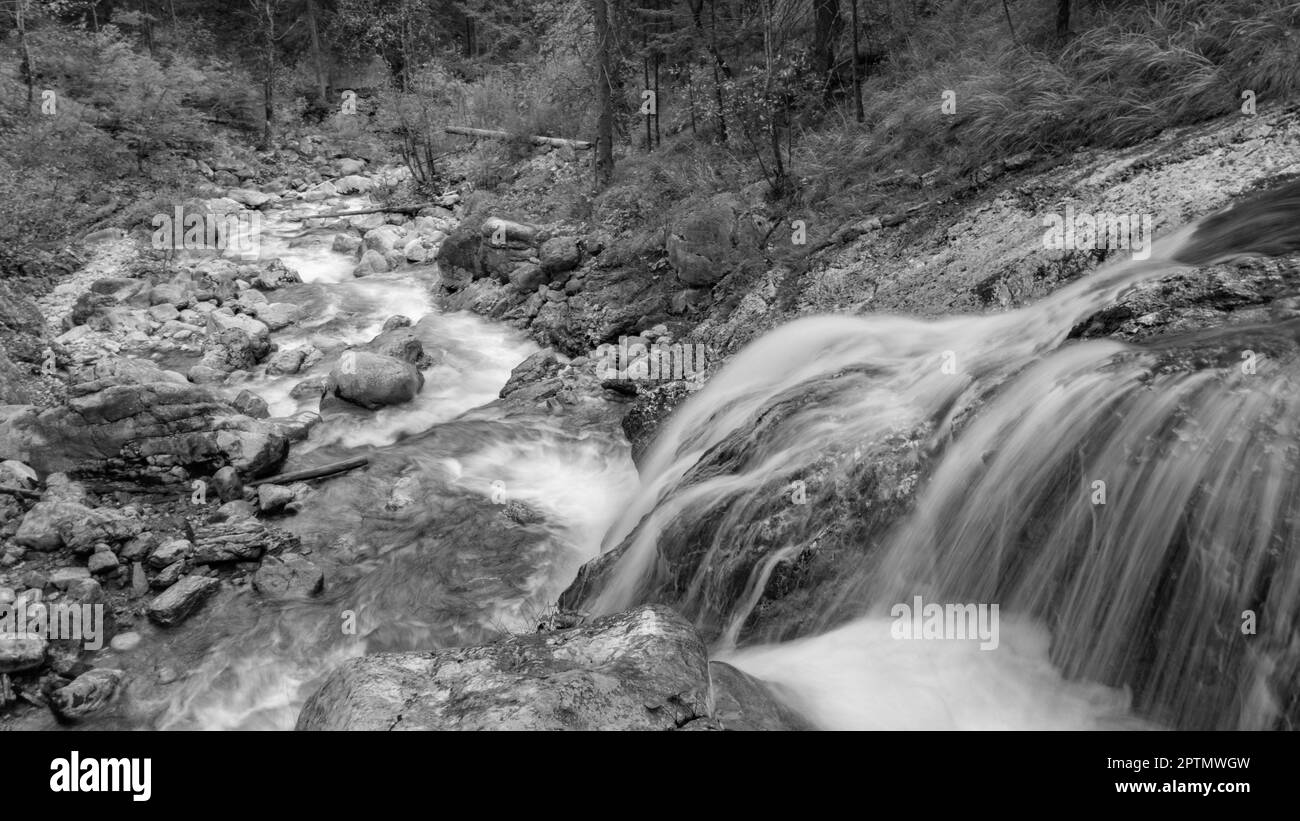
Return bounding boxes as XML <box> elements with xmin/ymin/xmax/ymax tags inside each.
<box><xmin>591</xmin><ymin>0</ymin><xmax>615</xmax><ymax>189</ymax></box>
<box><xmin>306</xmin><ymin>0</ymin><xmax>328</xmax><ymax>106</ymax></box>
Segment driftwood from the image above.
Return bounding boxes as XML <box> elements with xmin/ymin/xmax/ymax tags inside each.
<box><xmin>0</xmin><ymin>485</ymin><xmax>40</xmax><ymax>500</ymax></box>
<box><xmin>247</xmin><ymin>455</ymin><xmax>369</xmax><ymax>487</ymax></box>
<box><xmin>444</xmin><ymin>126</ymin><xmax>592</xmax><ymax>150</ymax></box>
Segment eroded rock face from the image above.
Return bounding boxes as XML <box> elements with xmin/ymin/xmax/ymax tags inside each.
<box><xmin>296</xmin><ymin>605</ymin><xmax>712</xmax><ymax>731</ymax></box>
<box><xmin>665</xmin><ymin>194</ymin><xmax>760</xmax><ymax>287</ymax></box>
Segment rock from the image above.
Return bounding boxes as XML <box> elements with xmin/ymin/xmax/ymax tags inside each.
<box><xmin>119</xmin><ymin>532</ymin><xmax>158</xmax><ymax>561</ymax></box>
<box><xmin>508</xmin><ymin>262</ymin><xmax>546</xmax><ymax>293</ymax></box>
<box><xmin>0</xmin><ymin>635</ymin><xmax>47</xmax><ymax>673</ymax></box>
<box><xmin>151</xmin><ymin>562</ymin><xmax>183</xmax><ymax>590</ymax></box>
<box><xmin>255</xmin><ymin>302</ymin><xmax>302</xmax><ymax>331</ymax></box>
<box><xmin>361</xmin><ymin>329</ymin><xmax>427</xmax><ymax>366</ymax></box>
<box><xmin>290</xmin><ymin>376</ymin><xmax>330</xmax><ymax>399</ymax></box>
<box><xmin>706</xmin><ymin>661</ymin><xmax>810</xmax><ymax>730</ymax></box>
<box><xmin>539</xmin><ymin>236</ymin><xmax>581</xmax><ymax>275</ymax></box>
<box><xmin>666</xmin><ymin>194</ymin><xmax>759</xmax><ymax>286</ymax></box>
<box><xmin>149</xmin><ymin>539</ymin><xmax>192</xmax><ymax>569</ymax></box>
<box><xmin>382</xmin><ymin>315</ymin><xmax>411</xmax><ymax>331</ymax></box>
<box><xmin>147</xmin><ymin>575</ymin><xmax>220</xmax><ymax>626</ymax></box>
<box><xmin>232</xmin><ymin>390</ymin><xmax>269</xmax><ymax>419</ymax></box>
<box><xmin>147</xmin><ymin>303</ymin><xmax>180</xmax><ymax>323</ymax></box>
<box><xmin>64</xmin><ymin>507</ymin><xmax>141</xmax><ymax>555</ymax></box>
<box><xmin>500</xmin><ymin>349</ymin><xmax>563</xmax><ymax>398</ymax></box>
<box><xmin>355</xmin><ymin>249</ymin><xmax>389</xmax><ymax>275</ymax></box>
<box><xmin>131</xmin><ymin>562</ymin><xmax>149</xmax><ymax>597</ymax></box>
<box><xmin>48</xmin><ymin>668</ymin><xmax>123</xmax><ymax>722</ymax></box>
<box><xmin>252</xmin><ymin>554</ymin><xmax>324</xmax><ymax>599</ymax></box>
<box><xmin>364</xmin><ymin>225</ymin><xmax>405</xmax><ymax>254</ymax></box>
<box><xmin>192</xmin><ymin>518</ymin><xmax>298</xmax><ymax>563</ymax></box>
<box><xmin>187</xmin><ymin>364</ymin><xmax>227</xmax><ymax>384</ymax></box>
<box><xmin>206</xmin><ymin>312</ymin><xmax>271</xmax><ymax>356</ymax></box>
<box><xmin>87</xmin><ymin>551</ymin><xmax>120</xmax><ymax>575</ymax></box>
<box><xmin>257</xmin><ymin>483</ymin><xmax>296</xmax><ymax>514</ymax></box>
<box><xmin>331</xmin><ymin>234</ymin><xmax>363</xmax><ymax>255</ymax></box>
<box><xmin>212</xmin><ymin>499</ymin><xmax>256</xmax><ymax>522</ymax></box>
<box><xmin>226</xmin><ymin>188</ymin><xmax>273</xmax><ymax>208</ymax></box>
<box><xmin>14</xmin><ymin>501</ymin><xmax>89</xmax><ymax>551</ymax></box>
<box><xmin>49</xmin><ymin>567</ymin><xmax>91</xmax><ymax>589</ymax></box>
<box><xmin>330</xmin><ymin>351</ymin><xmax>424</xmax><ymax>409</ymax></box>
<box><xmin>504</xmin><ymin>500</ymin><xmax>544</xmax><ymax>525</ymax></box>
<box><xmin>253</xmin><ymin>259</ymin><xmax>301</xmax><ymax>290</ymax></box>
<box><xmin>264</xmin><ymin>412</ymin><xmax>321</xmax><ymax>442</ymax></box>
<box><xmin>403</xmin><ymin>238</ymin><xmax>429</xmax><ymax>263</ymax></box>
<box><xmin>334</xmin><ymin>175</ymin><xmax>372</xmax><ymax>194</ymax></box>
<box><xmin>267</xmin><ymin>347</ymin><xmax>309</xmax><ymax>375</ymax></box>
<box><xmin>296</xmin><ymin>604</ymin><xmax>710</xmax><ymax>730</ymax></box>
<box><xmin>110</xmin><ymin>632</ymin><xmax>141</xmax><ymax>652</ymax></box>
<box><xmin>211</xmin><ymin>466</ymin><xmax>243</xmax><ymax>502</ymax></box>
<box><xmin>335</xmin><ymin>158</ymin><xmax>366</xmax><ymax>176</ymax></box>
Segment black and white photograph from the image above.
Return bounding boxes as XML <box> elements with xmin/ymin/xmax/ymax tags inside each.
<box><xmin>0</xmin><ymin>0</ymin><xmax>1294</xmax><ymax>801</ymax></box>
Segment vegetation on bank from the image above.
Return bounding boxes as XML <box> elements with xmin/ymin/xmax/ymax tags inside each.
<box><xmin>1</xmin><ymin>0</ymin><xmax>1298</xmax><ymax>277</ymax></box>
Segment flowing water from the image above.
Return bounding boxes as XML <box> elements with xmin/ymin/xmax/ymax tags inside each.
<box><xmin>72</xmin><ymin>191</ymin><xmax>640</xmax><ymax>730</ymax></box>
<box><xmin>72</xmin><ymin>178</ymin><xmax>1300</xmax><ymax>731</ymax></box>
<box><xmin>582</xmin><ymin>181</ymin><xmax>1300</xmax><ymax>730</ymax></box>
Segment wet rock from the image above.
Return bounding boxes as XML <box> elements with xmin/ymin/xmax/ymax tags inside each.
<box><xmin>206</xmin><ymin>312</ymin><xmax>271</xmax><ymax>357</ymax></box>
<box><xmin>110</xmin><ymin>632</ymin><xmax>141</xmax><ymax>652</ymax></box>
<box><xmin>296</xmin><ymin>604</ymin><xmax>710</xmax><ymax>731</ymax></box>
<box><xmin>330</xmin><ymin>351</ymin><xmax>424</xmax><ymax>409</ymax></box>
<box><xmin>361</xmin><ymin>328</ymin><xmax>429</xmax><ymax>366</ymax></box>
<box><xmin>0</xmin><ymin>635</ymin><xmax>47</xmax><ymax>673</ymax></box>
<box><xmin>147</xmin><ymin>575</ymin><xmax>220</xmax><ymax>626</ymax></box>
<box><xmin>252</xmin><ymin>554</ymin><xmax>324</xmax><ymax>599</ymax></box>
<box><xmin>14</xmin><ymin>501</ymin><xmax>90</xmax><ymax>551</ymax></box>
<box><xmin>149</xmin><ymin>539</ymin><xmax>191</xmax><ymax>569</ymax></box>
<box><xmin>65</xmin><ymin>507</ymin><xmax>142</xmax><ymax>555</ymax></box>
<box><xmin>500</xmin><ymin>349</ymin><xmax>563</xmax><ymax>398</ymax></box>
<box><xmin>705</xmin><ymin>661</ymin><xmax>810</xmax><ymax>730</ymax></box>
<box><xmin>404</xmin><ymin>238</ymin><xmax>429</xmax><ymax>263</ymax></box>
<box><xmin>256</xmin><ymin>483</ymin><xmax>296</xmax><ymax>514</ymax></box>
<box><xmin>331</xmin><ymin>234</ymin><xmax>363</xmax><ymax>256</ymax></box>
<box><xmin>226</xmin><ymin>188</ymin><xmax>273</xmax><ymax>208</ymax></box>
<box><xmin>192</xmin><ymin>518</ymin><xmax>298</xmax><ymax>563</ymax></box>
<box><xmin>253</xmin><ymin>259</ymin><xmax>301</xmax><ymax>290</ymax></box>
<box><xmin>212</xmin><ymin>499</ymin><xmax>256</xmax><ymax>522</ymax></box>
<box><xmin>364</xmin><ymin>225</ymin><xmax>405</xmax><ymax>254</ymax></box>
<box><xmin>256</xmin><ymin>302</ymin><xmax>302</xmax><ymax>331</ymax></box>
<box><xmin>290</xmin><ymin>376</ymin><xmax>330</xmax><ymax>399</ymax></box>
<box><xmin>232</xmin><ymin>390</ymin><xmax>269</xmax><ymax>419</ymax></box>
<box><xmin>264</xmin><ymin>412</ymin><xmax>321</xmax><ymax>442</ymax></box>
<box><xmin>48</xmin><ymin>668</ymin><xmax>123</xmax><ymax>722</ymax></box>
<box><xmin>267</xmin><ymin>347</ymin><xmax>309</xmax><ymax>375</ymax></box>
<box><xmin>356</xmin><ymin>249</ymin><xmax>389</xmax><ymax>275</ymax></box>
<box><xmin>504</xmin><ymin>500</ymin><xmax>544</xmax><ymax>525</ymax></box>
<box><xmin>382</xmin><ymin>315</ymin><xmax>411</xmax><ymax>331</ymax></box>
<box><xmin>335</xmin><ymin>158</ymin><xmax>366</xmax><ymax>176</ymax></box>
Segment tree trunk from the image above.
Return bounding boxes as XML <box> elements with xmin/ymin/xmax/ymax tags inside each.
<box><xmin>850</xmin><ymin>0</ymin><xmax>863</xmax><ymax>122</ymax></box>
<box><xmin>17</xmin><ymin>0</ymin><xmax>34</xmax><ymax>110</ymax></box>
<box><xmin>1056</xmin><ymin>0</ymin><xmax>1071</xmax><ymax>42</ymax></box>
<box><xmin>811</xmin><ymin>0</ymin><xmax>842</xmax><ymax>98</ymax></box>
<box><xmin>591</xmin><ymin>0</ymin><xmax>615</xmax><ymax>189</ymax></box>
<box><xmin>306</xmin><ymin>0</ymin><xmax>328</xmax><ymax>106</ymax></box>
<box><xmin>261</xmin><ymin>0</ymin><xmax>275</xmax><ymax>148</ymax></box>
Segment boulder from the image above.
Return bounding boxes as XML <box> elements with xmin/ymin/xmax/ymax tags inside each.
<box><xmin>500</xmin><ymin>349</ymin><xmax>563</xmax><ymax>398</ymax></box>
<box><xmin>149</xmin><ymin>538</ymin><xmax>192</xmax><ymax>569</ymax></box>
<box><xmin>539</xmin><ymin>236</ymin><xmax>581</xmax><ymax>275</ymax></box>
<box><xmin>335</xmin><ymin>175</ymin><xmax>372</xmax><ymax>194</ymax></box>
<box><xmin>508</xmin><ymin>262</ymin><xmax>546</xmax><ymax>293</ymax></box>
<box><xmin>232</xmin><ymin>389</ymin><xmax>269</xmax><ymax>419</ymax></box>
<box><xmin>192</xmin><ymin>518</ymin><xmax>298</xmax><ymax>563</ymax></box>
<box><xmin>665</xmin><ymin>194</ymin><xmax>759</xmax><ymax>287</ymax></box>
<box><xmin>256</xmin><ymin>483</ymin><xmax>296</xmax><ymax>514</ymax></box>
<box><xmin>0</xmin><ymin>635</ymin><xmax>47</xmax><ymax>673</ymax></box>
<box><xmin>364</xmin><ymin>225</ymin><xmax>405</xmax><ymax>254</ymax></box>
<box><xmin>355</xmin><ymin>249</ymin><xmax>389</xmax><ymax>276</ymax></box>
<box><xmin>295</xmin><ymin>604</ymin><xmax>710</xmax><ymax>730</ymax></box>
<box><xmin>331</xmin><ymin>234</ymin><xmax>363</xmax><ymax>256</ymax></box>
<box><xmin>252</xmin><ymin>554</ymin><xmax>324</xmax><ymax>599</ymax></box>
<box><xmin>255</xmin><ymin>302</ymin><xmax>302</xmax><ymax>331</ymax></box>
<box><xmin>330</xmin><ymin>351</ymin><xmax>424</xmax><ymax>409</ymax></box>
<box><xmin>48</xmin><ymin>668</ymin><xmax>124</xmax><ymax>722</ymax></box>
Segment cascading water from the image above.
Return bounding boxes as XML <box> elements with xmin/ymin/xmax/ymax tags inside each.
<box><xmin>575</xmin><ymin>181</ymin><xmax>1300</xmax><ymax>730</ymax></box>
<box><xmin>64</xmin><ymin>183</ymin><xmax>639</xmax><ymax>730</ymax></box>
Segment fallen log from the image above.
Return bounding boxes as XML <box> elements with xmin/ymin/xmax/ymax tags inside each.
<box><xmin>444</xmin><ymin>126</ymin><xmax>593</xmax><ymax>150</ymax></box>
<box><xmin>247</xmin><ymin>455</ymin><xmax>370</xmax><ymax>487</ymax></box>
<box><xmin>292</xmin><ymin>196</ymin><xmax>460</xmax><ymax>221</ymax></box>
<box><xmin>0</xmin><ymin>485</ymin><xmax>40</xmax><ymax>500</ymax></box>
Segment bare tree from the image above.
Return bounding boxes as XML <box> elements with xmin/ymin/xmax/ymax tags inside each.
<box><xmin>591</xmin><ymin>0</ymin><xmax>615</xmax><ymax>189</ymax></box>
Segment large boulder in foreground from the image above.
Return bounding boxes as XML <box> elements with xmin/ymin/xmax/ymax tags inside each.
<box><xmin>296</xmin><ymin>605</ymin><xmax>713</xmax><ymax>730</ymax></box>
<box><xmin>329</xmin><ymin>351</ymin><xmax>424</xmax><ymax>409</ymax></box>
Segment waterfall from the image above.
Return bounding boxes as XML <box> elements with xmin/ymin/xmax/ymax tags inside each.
<box><xmin>575</xmin><ymin>180</ymin><xmax>1300</xmax><ymax>729</ymax></box>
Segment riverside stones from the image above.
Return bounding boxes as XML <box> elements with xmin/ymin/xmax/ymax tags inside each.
<box><xmin>329</xmin><ymin>351</ymin><xmax>424</xmax><ymax>409</ymax></box>
<box><xmin>147</xmin><ymin>575</ymin><xmax>219</xmax><ymax>626</ymax></box>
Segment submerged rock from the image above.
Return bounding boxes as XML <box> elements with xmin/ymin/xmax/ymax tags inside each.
<box><xmin>296</xmin><ymin>604</ymin><xmax>710</xmax><ymax>731</ymax></box>
<box><xmin>48</xmin><ymin>668</ymin><xmax>124</xmax><ymax>722</ymax></box>
<box><xmin>147</xmin><ymin>575</ymin><xmax>219</xmax><ymax>626</ymax></box>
